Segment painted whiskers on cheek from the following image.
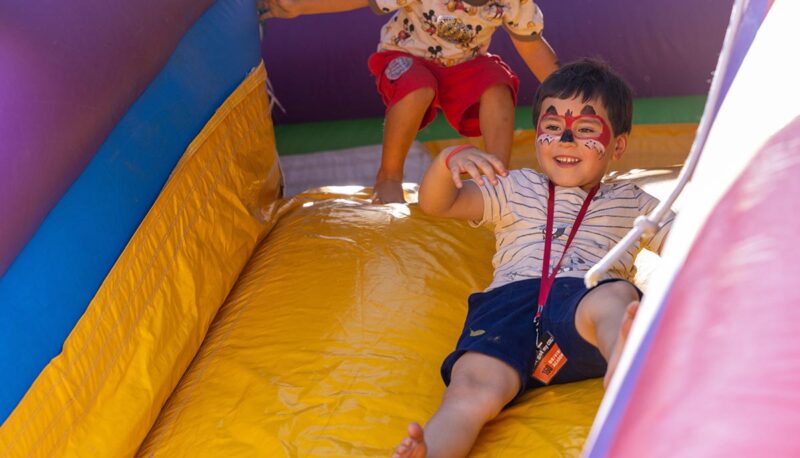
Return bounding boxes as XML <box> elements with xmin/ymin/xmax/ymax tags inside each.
<box><xmin>537</xmin><ymin>134</ymin><xmax>559</xmax><ymax>145</ymax></box>
<box><xmin>580</xmin><ymin>139</ymin><xmax>606</xmax><ymax>158</ymax></box>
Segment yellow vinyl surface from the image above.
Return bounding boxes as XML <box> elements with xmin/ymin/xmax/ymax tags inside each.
<box><xmin>0</xmin><ymin>63</ymin><xmax>281</xmax><ymax>457</ymax></box>
<box><xmin>139</xmin><ymin>186</ymin><xmax>604</xmax><ymax>457</ymax></box>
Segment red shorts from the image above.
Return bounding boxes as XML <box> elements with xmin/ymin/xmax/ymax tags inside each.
<box><xmin>367</xmin><ymin>51</ymin><xmax>520</xmax><ymax>137</ymax></box>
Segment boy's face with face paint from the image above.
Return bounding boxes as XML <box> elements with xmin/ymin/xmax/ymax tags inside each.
<box><xmin>535</xmin><ymin>95</ymin><xmax>627</xmax><ymax>191</ymax></box>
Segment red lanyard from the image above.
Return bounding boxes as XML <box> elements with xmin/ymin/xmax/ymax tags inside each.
<box><xmin>535</xmin><ymin>181</ymin><xmax>599</xmax><ymax>324</ymax></box>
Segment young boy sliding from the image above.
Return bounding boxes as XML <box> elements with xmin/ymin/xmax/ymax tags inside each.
<box><xmin>395</xmin><ymin>59</ymin><xmax>674</xmax><ymax>457</ymax></box>
<box><xmin>260</xmin><ymin>0</ymin><xmax>559</xmax><ymax>204</ymax></box>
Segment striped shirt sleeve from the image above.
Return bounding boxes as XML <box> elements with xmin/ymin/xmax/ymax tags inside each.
<box><xmin>470</xmin><ymin>173</ymin><xmax>515</xmax><ymax>227</ymax></box>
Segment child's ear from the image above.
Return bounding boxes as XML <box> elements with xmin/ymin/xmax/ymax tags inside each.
<box><xmin>611</xmin><ymin>133</ymin><xmax>628</xmax><ymax>160</ymax></box>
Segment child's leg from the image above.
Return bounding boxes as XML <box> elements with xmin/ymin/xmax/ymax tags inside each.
<box><xmin>437</xmin><ymin>55</ymin><xmax>518</xmax><ymax>168</ymax></box>
<box><xmin>478</xmin><ymin>84</ymin><xmax>515</xmax><ymax>167</ymax></box>
<box><xmin>573</xmin><ymin>281</ymin><xmax>640</xmax><ymax>387</ymax></box>
<box><xmin>375</xmin><ymin>87</ymin><xmax>436</xmax><ymax>204</ymax></box>
<box><xmin>392</xmin><ymin>352</ymin><xmax>520</xmax><ymax>458</ymax></box>
<box><xmin>604</xmin><ymin>300</ymin><xmax>639</xmax><ymax>387</ymax></box>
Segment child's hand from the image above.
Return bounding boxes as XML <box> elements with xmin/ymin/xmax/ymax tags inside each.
<box><xmin>445</xmin><ymin>146</ymin><xmax>508</xmax><ymax>189</ymax></box>
<box><xmin>258</xmin><ymin>0</ymin><xmax>300</xmax><ymax>20</ymax></box>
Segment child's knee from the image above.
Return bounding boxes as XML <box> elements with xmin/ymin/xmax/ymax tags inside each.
<box><xmin>602</xmin><ymin>280</ymin><xmax>638</xmax><ymax>301</ymax></box>
<box><xmin>576</xmin><ymin>281</ymin><xmax>639</xmax><ymax>339</ymax></box>
<box><xmin>445</xmin><ymin>355</ymin><xmax>519</xmax><ymax>419</ymax></box>
<box><xmin>583</xmin><ymin>281</ymin><xmax>639</xmax><ymax>310</ymax></box>
<box><xmin>443</xmin><ymin>380</ymin><xmax>508</xmax><ymax>421</ymax></box>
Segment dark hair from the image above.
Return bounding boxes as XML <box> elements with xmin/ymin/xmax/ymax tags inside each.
<box><xmin>532</xmin><ymin>58</ymin><xmax>633</xmax><ymax>136</ymax></box>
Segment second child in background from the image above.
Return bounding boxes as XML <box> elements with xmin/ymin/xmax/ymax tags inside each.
<box><xmin>261</xmin><ymin>0</ymin><xmax>559</xmax><ymax>203</ymax></box>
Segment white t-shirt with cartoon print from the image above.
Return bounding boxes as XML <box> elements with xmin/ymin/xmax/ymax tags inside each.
<box><xmin>473</xmin><ymin>169</ymin><xmax>675</xmax><ymax>292</ymax></box>
<box><xmin>368</xmin><ymin>0</ymin><xmax>544</xmax><ymax>66</ymax></box>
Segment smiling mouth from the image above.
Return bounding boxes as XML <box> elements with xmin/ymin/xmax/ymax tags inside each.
<box><xmin>554</xmin><ymin>156</ymin><xmax>580</xmax><ymax>165</ymax></box>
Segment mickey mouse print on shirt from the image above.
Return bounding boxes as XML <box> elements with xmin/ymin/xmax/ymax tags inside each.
<box><xmin>372</xmin><ymin>0</ymin><xmax>544</xmax><ymax>66</ymax></box>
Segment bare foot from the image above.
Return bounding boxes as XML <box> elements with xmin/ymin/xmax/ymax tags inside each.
<box><xmin>372</xmin><ymin>176</ymin><xmax>406</xmax><ymax>204</ymax></box>
<box><xmin>391</xmin><ymin>422</ymin><xmax>427</xmax><ymax>458</ymax></box>
<box><xmin>603</xmin><ymin>301</ymin><xmax>639</xmax><ymax>388</ymax></box>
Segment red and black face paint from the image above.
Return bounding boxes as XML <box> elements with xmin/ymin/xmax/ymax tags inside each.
<box><xmin>536</xmin><ymin>104</ymin><xmax>613</xmax><ymax>157</ymax></box>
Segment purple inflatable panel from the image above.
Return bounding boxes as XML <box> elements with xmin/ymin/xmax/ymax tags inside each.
<box><xmin>0</xmin><ymin>0</ymin><xmax>214</xmax><ymax>276</ymax></box>
<box><xmin>262</xmin><ymin>0</ymin><xmax>733</xmax><ymax>124</ymax></box>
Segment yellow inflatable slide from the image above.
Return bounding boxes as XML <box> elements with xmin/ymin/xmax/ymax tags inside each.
<box><xmin>1</xmin><ymin>58</ymin><xmax>685</xmax><ymax>456</ymax></box>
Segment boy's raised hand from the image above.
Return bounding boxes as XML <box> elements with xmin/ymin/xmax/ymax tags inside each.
<box><xmin>258</xmin><ymin>0</ymin><xmax>300</xmax><ymax>20</ymax></box>
<box><xmin>445</xmin><ymin>147</ymin><xmax>508</xmax><ymax>189</ymax></box>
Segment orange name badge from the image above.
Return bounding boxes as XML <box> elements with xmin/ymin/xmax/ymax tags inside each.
<box><xmin>532</xmin><ymin>332</ymin><xmax>567</xmax><ymax>384</ymax></box>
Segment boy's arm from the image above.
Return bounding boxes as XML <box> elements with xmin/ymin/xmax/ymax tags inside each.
<box><xmin>509</xmin><ymin>35</ymin><xmax>559</xmax><ymax>83</ymax></box>
<box><xmin>418</xmin><ymin>146</ymin><xmax>508</xmax><ymax>221</ymax></box>
<box><xmin>260</xmin><ymin>0</ymin><xmax>368</xmax><ymax>19</ymax></box>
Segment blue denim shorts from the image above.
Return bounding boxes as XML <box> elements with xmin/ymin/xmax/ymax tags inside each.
<box><xmin>441</xmin><ymin>277</ymin><xmax>641</xmax><ymax>396</ymax></box>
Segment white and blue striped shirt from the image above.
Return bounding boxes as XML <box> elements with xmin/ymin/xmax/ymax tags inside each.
<box><xmin>473</xmin><ymin>169</ymin><xmax>674</xmax><ymax>291</ymax></box>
